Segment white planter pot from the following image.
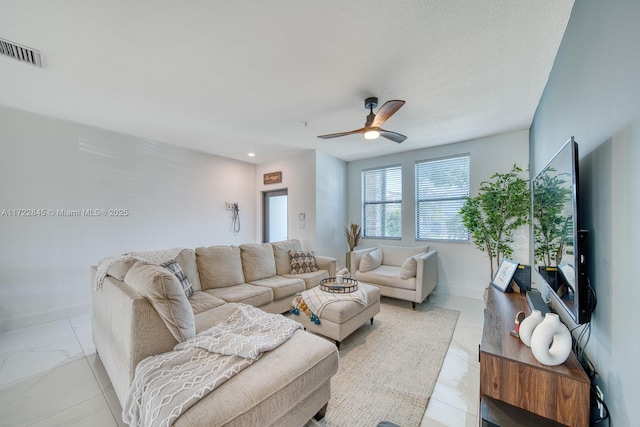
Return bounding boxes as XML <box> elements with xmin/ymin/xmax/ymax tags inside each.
<box><xmin>519</xmin><ymin>310</ymin><xmax>543</xmax><ymax>347</ymax></box>
<box><xmin>530</xmin><ymin>313</ymin><xmax>572</xmax><ymax>366</ymax></box>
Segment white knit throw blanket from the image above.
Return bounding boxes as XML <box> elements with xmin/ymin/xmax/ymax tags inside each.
<box><xmin>94</xmin><ymin>247</ymin><xmax>184</xmax><ymax>290</ymax></box>
<box><xmin>122</xmin><ymin>304</ymin><xmax>303</xmax><ymax>427</ymax></box>
<box><xmin>293</xmin><ymin>285</ymin><xmax>368</xmax><ymax>318</ymax></box>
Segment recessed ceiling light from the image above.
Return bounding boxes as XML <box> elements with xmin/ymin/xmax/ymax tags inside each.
<box><xmin>248</xmin><ymin>152</ymin><xmax>256</xmax><ymax>157</ymax></box>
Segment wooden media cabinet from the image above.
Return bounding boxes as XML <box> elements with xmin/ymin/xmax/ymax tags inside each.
<box><xmin>479</xmin><ymin>286</ymin><xmax>590</xmax><ymax>426</ymax></box>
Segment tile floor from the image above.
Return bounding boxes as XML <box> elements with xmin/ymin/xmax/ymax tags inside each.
<box><xmin>0</xmin><ymin>293</ymin><xmax>484</xmax><ymax>427</ymax></box>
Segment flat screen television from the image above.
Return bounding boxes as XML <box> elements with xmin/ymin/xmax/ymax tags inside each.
<box><xmin>532</xmin><ymin>137</ymin><xmax>594</xmax><ymax>324</ymax></box>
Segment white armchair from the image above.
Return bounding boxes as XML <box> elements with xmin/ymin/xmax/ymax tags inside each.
<box><xmin>350</xmin><ymin>244</ymin><xmax>438</xmax><ymax>308</ymax></box>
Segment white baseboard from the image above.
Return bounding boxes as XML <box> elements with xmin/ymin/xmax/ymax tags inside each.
<box><xmin>0</xmin><ymin>304</ymin><xmax>92</xmax><ymax>333</ymax></box>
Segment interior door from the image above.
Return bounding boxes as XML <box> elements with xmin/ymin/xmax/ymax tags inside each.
<box><xmin>263</xmin><ymin>189</ymin><xmax>288</xmax><ymax>242</ymax></box>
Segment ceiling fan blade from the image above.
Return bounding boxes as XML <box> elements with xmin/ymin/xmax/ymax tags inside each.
<box><xmin>379</xmin><ymin>129</ymin><xmax>407</xmax><ymax>143</ymax></box>
<box><xmin>317</xmin><ymin>128</ymin><xmax>365</xmax><ymax>139</ymax></box>
<box><xmin>372</xmin><ymin>100</ymin><xmax>405</xmax><ymax>127</ymax></box>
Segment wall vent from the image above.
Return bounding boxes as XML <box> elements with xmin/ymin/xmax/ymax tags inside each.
<box><xmin>0</xmin><ymin>37</ymin><xmax>42</xmax><ymax>67</ymax></box>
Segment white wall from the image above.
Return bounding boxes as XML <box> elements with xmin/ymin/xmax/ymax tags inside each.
<box><xmin>347</xmin><ymin>130</ymin><xmax>529</xmax><ymax>299</ymax></box>
<box><xmin>315</xmin><ymin>151</ymin><xmax>348</xmax><ymax>266</ymax></box>
<box><xmin>255</xmin><ymin>150</ymin><xmax>347</xmax><ymax>262</ymax></box>
<box><xmin>0</xmin><ymin>106</ymin><xmax>256</xmax><ymax>331</ymax></box>
<box><xmin>530</xmin><ymin>1</ymin><xmax>640</xmax><ymax>424</ymax></box>
<box><xmin>255</xmin><ymin>151</ymin><xmax>317</xmax><ymax>250</ymax></box>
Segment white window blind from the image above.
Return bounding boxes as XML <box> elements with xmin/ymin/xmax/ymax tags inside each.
<box><xmin>362</xmin><ymin>165</ymin><xmax>402</xmax><ymax>238</ymax></box>
<box><xmin>415</xmin><ymin>154</ymin><xmax>470</xmax><ymax>240</ymax></box>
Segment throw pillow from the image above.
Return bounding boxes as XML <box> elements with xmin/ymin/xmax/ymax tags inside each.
<box><xmin>400</xmin><ymin>256</ymin><xmax>418</xmax><ymax>279</ymax></box>
<box><xmin>271</xmin><ymin>239</ymin><xmax>303</xmax><ymax>275</ymax></box>
<box><xmin>359</xmin><ymin>248</ymin><xmax>383</xmax><ymax>272</ymax></box>
<box><xmin>124</xmin><ymin>262</ymin><xmax>195</xmax><ymax>342</ymax></box>
<box><xmin>174</xmin><ymin>248</ymin><xmax>202</xmax><ymax>292</ymax></box>
<box><xmin>289</xmin><ymin>250</ymin><xmax>318</xmax><ymax>274</ymax></box>
<box><xmin>161</xmin><ymin>259</ymin><xmax>194</xmax><ymax>299</ymax></box>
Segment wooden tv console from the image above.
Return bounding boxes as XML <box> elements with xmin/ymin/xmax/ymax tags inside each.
<box><xmin>479</xmin><ymin>286</ymin><xmax>590</xmax><ymax>426</ymax></box>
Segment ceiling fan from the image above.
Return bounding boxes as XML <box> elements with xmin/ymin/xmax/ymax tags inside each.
<box><xmin>317</xmin><ymin>97</ymin><xmax>407</xmax><ymax>143</ymax></box>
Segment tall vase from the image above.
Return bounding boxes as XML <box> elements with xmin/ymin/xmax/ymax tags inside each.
<box><xmin>519</xmin><ymin>310</ymin><xmax>544</xmax><ymax>347</ymax></box>
<box><xmin>530</xmin><ymin>313</ymin><xmax>572</xmax><ymax>366</ymax></box>
<box><xmin>346</xmin><ymin>251</ymin><xmax>352</xmax><ymax>272</ymax></box>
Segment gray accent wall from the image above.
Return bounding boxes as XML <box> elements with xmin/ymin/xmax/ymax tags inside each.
<box><xmin>0</xmin><ymin>106</ymin><xmax>257</xmax><ymax>331</ymax></box>
<box><xmin>530</xmin><ymin>1</ymin><xmax>640</xmax><ymax>424</ymax></box>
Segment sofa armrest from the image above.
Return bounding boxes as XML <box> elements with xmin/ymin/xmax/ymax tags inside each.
<box><xmin>314</xmin><ymin>255</ymin><xmax>337</xmax><ymax>277</ymax></box>
<box><xmin>91</xmin><ymin>267</ymin><xmax>176</xmax><ymax>405</ymax></box>
<box><xmin>350</xmin><ymin>247</ymin><xmax>376</xmax><ymax>277</ymax></box>
<box><xmin>415</xmin><ymin>250</ymin><xmax>438</xmax><ymax>303</ymax></box>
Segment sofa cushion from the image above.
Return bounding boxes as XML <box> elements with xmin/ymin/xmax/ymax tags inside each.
<box><xmin>240</xmin><ymin>243</ymin><xmax>277</xmax><ymax>282</ymax></box>
<box><xmin>175</xmin><ymin>248</ymin><xmax>202</xmax><ymax>292</ymax></box>
<box><xmin>356</xmin><ymin>265</ymin><xmax>417</xmax><ymax>291</ymax></box>
<box><xmin>289</xmin><ymin>250</ymin><xmax>318</xmax><ymax>274</ymax></box>
<box><xmin>161</xmin><ymin>260</ymin><xmax>194</xmax><ymax>299</ymax></box>
<box><xmin>173</xmin><ymin>329</ymin><xmax>338</xmax><ymax>427</ymax></box>
<box><xmin>271</xmin><ymin>239</ymin><xmax>303</xmax><ymax>275</ymax></box>
<box><xmin>193</xmin><ymin>303</ymin><xmax>240</xmax><ymax>334</ymax></box>
<box><xmin>379</xmin><ymin>244</ymin><xmax>429</xmax><ymax>267</ymax></box>
<box><xmin>359</xmin><ymin>248</ymin><xmax>383</xmax><ymax>272</ymax></box>
<box><xmin>283</xmin><ymin>269</ymin><xmax>329</xmax><ymax>289</ymax></box>
<box><xmin>196</xmin><ymin>245</ymin><xmax>245</xmax><ymax>289</ymax></box>
<box><xmin>124</xmin><ymin>261</ymin><xmax>196</xmax><ymax>342</ymax></box>
<box><xmin>205</xmin><ymin>284</ymin><xmax>273</xmax><ymax>307</ymax></box>
<box><xmin>400</xmin><ymin>256</ymin><xmax>418</xmax><ymax>280</ymax></box>
<box><xmin>188</xmin><ymin>291</ymin><xmax>227</xmax><ymax>315</ymax></box>
<box><xmin>249</xmin><ymin>276</ymin><xmax>305</xmax><ymax>300</ymax></box>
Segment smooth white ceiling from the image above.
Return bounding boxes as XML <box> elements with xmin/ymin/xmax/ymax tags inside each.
<box><xmin>0</xmin><ymin>1</ymin><xmax>574</xmax><ymax>163</ymax></box>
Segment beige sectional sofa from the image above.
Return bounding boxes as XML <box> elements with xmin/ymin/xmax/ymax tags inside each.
<box><xmin>350</xmin><ymin>243</ymin><xmax>438</xmax><ymax>308</ymax></box>
<box><xmin>91</xmin><ymin>239</ymin><xmax>339</xmax><ymax>426</ymax></box>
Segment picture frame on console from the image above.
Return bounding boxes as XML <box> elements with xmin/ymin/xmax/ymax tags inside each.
<box><xmin>491</xmin><ymin>259</ymin><xmax>518</xmax><ymax>292</ymax></box>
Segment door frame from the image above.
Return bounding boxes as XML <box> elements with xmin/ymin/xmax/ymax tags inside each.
<box><xmin>262</xmin><ymin>188</ymin><xmax>288</xmax><ymax>243</ymax></box>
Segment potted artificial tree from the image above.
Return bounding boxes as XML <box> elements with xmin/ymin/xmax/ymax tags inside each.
<box><xmin>460</xmin><ymin>165</ymin><xmax>530</xmax><ymax>280</ymax></box>
<box><xmin>344</xmin><ymin>223</ymin><xmax>361</xmax><ymax>271</ymax></box>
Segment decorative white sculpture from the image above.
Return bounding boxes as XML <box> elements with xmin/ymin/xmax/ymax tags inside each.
<box><xmin>519</xmin><ymin>310</ymin><xmax>544</xmax><ymax>347</ymax></box>
<box><xmin>530</xmin><ymin>313</ymin><xmax>572</xmax><ymax>366</ymax></box>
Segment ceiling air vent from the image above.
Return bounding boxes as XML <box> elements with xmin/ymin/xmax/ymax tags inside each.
<box><xmin>0</xmin><ymin>37</ymin><xmax>42</xmax><ymax>67</ymax></box>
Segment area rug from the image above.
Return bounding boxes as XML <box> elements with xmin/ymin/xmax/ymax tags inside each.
<box><xmin>310</xmin><ymin>297</ymin><xmax>459</xmax><ymax>427</ymax></box>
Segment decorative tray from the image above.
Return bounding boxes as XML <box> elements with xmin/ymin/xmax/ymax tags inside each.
<box><xmin>320</xmin><ymin>277</ymin><xmax>359</xmax><ymax>293</ymax></box>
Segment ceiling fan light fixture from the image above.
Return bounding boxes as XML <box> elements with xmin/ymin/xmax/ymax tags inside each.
<box><xmin>364</xmin><ymin>128</ymin><xmax>380</xmax><ymax>140</ymax></box>
<box><xmin>317</xmin><ymin>98</ymin><xmax>406</xmax><ymax>143</ymax></box>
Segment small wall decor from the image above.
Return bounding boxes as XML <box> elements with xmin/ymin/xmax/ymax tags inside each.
<box><xmin>263</xmin><ymin>171</ymin><xmax>282</xmax><ymax>185</ymax></box>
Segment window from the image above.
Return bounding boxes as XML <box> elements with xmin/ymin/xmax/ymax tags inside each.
<box><xmin>416</xmin><ymin>154</ymin><xmax>470</xmax><ymax>240</ymax></box>
<box><xmin>362</xmin><ymin>165</ymin><xmax>402</xmax><ymax>238</ymax></box>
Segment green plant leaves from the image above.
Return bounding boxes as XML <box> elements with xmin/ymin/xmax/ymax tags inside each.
<box><xmin>460</xmin><ymin>165</ymin><xmax>530</xmax><ymax>279</ymax></box>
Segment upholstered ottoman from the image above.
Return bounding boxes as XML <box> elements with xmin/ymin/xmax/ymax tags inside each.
<box><xmin>295</xmin><ymin>283</ymin><xmax>381</xmax><ymax>348</ymax></box>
